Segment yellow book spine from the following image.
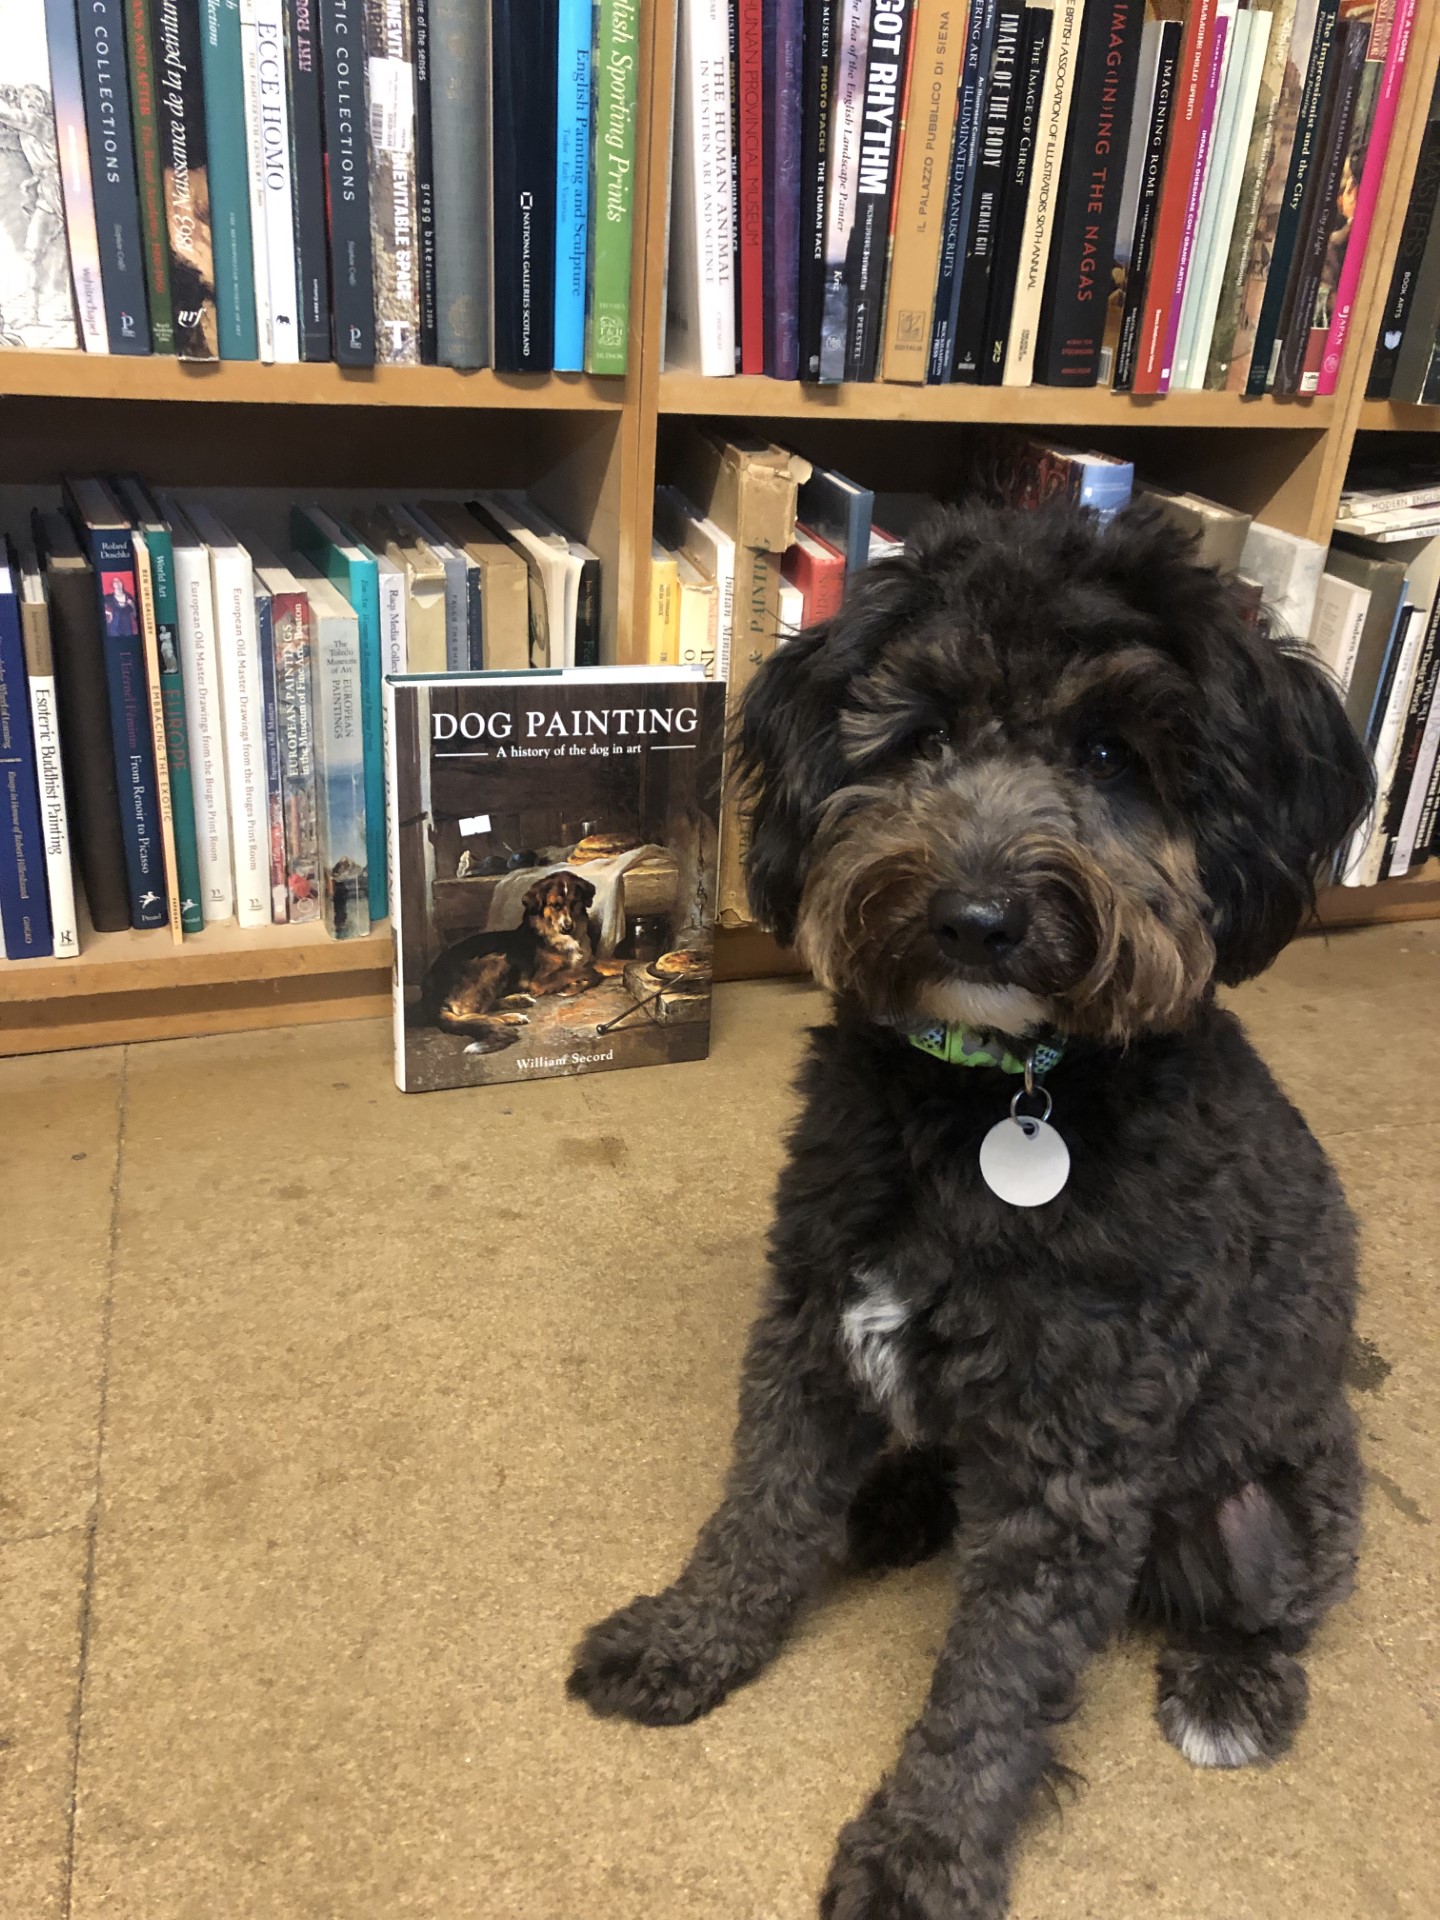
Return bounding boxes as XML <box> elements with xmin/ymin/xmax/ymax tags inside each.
<box><xmin>649</xmin><ymin>544</ymin><xmax>680</xmax><ymax>663</ymax></box>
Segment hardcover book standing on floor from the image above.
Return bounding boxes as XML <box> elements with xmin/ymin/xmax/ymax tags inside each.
<box><xmin>385</xmin><ymin>669</ymin><xmax>724</xmax><ymax>1092</ymax></box>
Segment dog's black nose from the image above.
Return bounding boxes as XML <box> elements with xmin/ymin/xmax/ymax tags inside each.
<box><xmin>928</xmin><ymin>891</ymin><xmax>1030</xmax><ymax>967</ymax></box>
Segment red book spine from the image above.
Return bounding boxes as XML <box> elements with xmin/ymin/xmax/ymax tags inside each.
<box><xmin>738</xmin><ymin>0</ymin><xmax>767</xmax><ymax>374</ymax></box>
<box><xmin>1132</xmin><ymin>0</ymin><xmax>1220</xmax><ymax>394</ymax></box>
<box><xmin>783</xmin><ymin>527</ymin><xmax>846</xmax><ymax>623</ymax></box>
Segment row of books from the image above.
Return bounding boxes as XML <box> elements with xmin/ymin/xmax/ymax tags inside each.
<box><xmin>666</xmin><ymin>0</ymin><xmax>1416</xmax><ymax>396</ymax></box>
<box><xmin>0</xmin><ymin>484</ymin><xmax>602</xmax><ymax>963</ymax></box>
<box><xmin>1369</xmin><ymin>68</ymin><xmax>1440</xmax><ymax>403</ymax></box>
<box><xmin>10</xmin><ymin>2</ymin><xmax>636</xmax><ymax>374</ymax></box>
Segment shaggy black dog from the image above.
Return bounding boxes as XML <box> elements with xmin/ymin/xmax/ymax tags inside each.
<box><xmin>568</xmin><ymin>504</ymin><xmax>1374</xmax><ymax>1919</ymax></box>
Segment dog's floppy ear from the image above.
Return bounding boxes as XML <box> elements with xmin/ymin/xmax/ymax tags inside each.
<box><xmin>568</xmin><ymin>872</ymin><xmax>597</xmax><ymax>910</ymax></box>
<box><xmin>520</xmin><ymin>879</ymin><xmax>548</xmax><ymax>915</ymax></box>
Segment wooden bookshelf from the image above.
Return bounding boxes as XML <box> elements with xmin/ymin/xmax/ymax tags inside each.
<box><xmin>3</xmin><ymin>0</ymin><xmax>1439</xmax><ymax>1054</ymax></box>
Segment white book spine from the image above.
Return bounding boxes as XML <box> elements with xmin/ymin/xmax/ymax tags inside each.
<box><xmin>1331</xmin><ymin>592</ymin><xmax>1370</xmax><ymax>698</ymax></box>
<box><xmin>1171</xmin><ymin>1</ymin><xmax>1243</xmax><ymax>390</ymax></box>
<box><xmin>239</xmin><ymin>0</ymin><xmax>275</xmax><ymax>362</ymax></box>
<box><xmin>376</xmin><ymin>564</ymin><xmax>407</xmax><ymax>676</ymax></box>
<box><xmin>668</xmin><ymin>0</ymin><xmax>736</xmax><ymax>376</ymax></box>
<box><xmin>1344</xmin><ymin>607</ymin><xmax>1427</xmax><ymax>887</ymax></box>
<box><xmin>169</xmin><ymin>535</ymin><xmax>235</xmax><ymax>923</ymax></box>
<box><xmin>305</xmin><ymin>592</ymin><xmax>370</xmax><ymax>940</ymax></box>
<box><xmin>714</xmin><ymin>540</ymin><xmax>736</xmax><ymax>681</ymax></box>
<box><xmin>1187</xmin><ymin>9</ymin><xmax>1271</xmax><ymax>387</ymax></box>
<box><xmin>778</xmin><ymin>581</ymin><xmax>804</xmax><ymax>643</ymax></box>
<box><xmin>1389</xmin><ymin>694</ymin><xmax>1440</xmax><ymax>879</ymax></box>
<box><xmin>253</xmin><ymin>0</ymin><xmax>301</xmax><ymax>362</ymax></box>
<box><xmin>208</xmin><ymin>544</ymin><xmax>270</xmax><ymax>927</ymax></box>
<box><xmin>1004</xmin><ymin>0</ymin><xmax>1085</xmax><ymax>387</ymax></box>
<box><xmin>26</xmin><ymin>669</ymin><xmax>79</xmax><ymax>956</ymax></box>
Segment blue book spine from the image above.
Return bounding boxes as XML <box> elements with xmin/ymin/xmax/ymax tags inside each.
<box><xmin>0</xmin><ymin>558</ymin><xmax>54</xmax><ymax>959</ymax></box>
<box><xmin>339</xmin><ymin>557</ymin><xmax>386</xmax><ymax>920</ymax></box>
<box><xmin>554</xmin><ymin>0</ymin><xmax>592</xmax><ymax>371</ymax></box>
<box><xmin>928</xmin><ymin>0</ymin><xmax>997</xmax><ymax>382</ymax></box>
<box><xmin>76</xmin><ymin>0</ymin><xmax>151</xmax><ymax>352</ymax></box>
<box><xmin>1074</xmin><ymin>462</ymin><xmax>1135</xmax><ymax>526</ymax></box>
<box><xmin>85</xmin><ymin>525</ymin><xmax>168</xmax><ymax>927</ymax></box>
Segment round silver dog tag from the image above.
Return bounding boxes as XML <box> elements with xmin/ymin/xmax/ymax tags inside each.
<box><xmin>979</xmin><ymin>1116</ymin><xmax>1070</xmax><ymax>1207</ymax></box>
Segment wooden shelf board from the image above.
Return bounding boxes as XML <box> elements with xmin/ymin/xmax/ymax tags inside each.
<box><xmin>1356</xmin><ymin>400</ymin><xmax>1440</xmax><ymax>433</ymax></box>
<box><xmin>1314</xmin><ymin>871</ymin><xmax>1440</xmax><ymax>927</ymax></box>
<box><xmin>0</xmin><ymin>353</ymin><xmax>624</xmax><ymax>412</ymax></box>
<box><xmin>658</xmin><ymin>374</ymin><xmax>1333</xmax><ymax>429</ymax></box>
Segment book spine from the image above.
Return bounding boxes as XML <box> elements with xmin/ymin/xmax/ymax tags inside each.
<box><xmin>23</xmin><ymin>662</ymin><xmax>79</xmax><ymax>961</ymax></box>
<box><xmin>1367</xmin><ymin>70</ymin><xmax>1440</xmax><ymax>399</ymax></box>
<box><xmin>411</xmin><ymin>0</ymin><xmax>439</xmax><ymax>361</ymax></box>
<box><xmin>150</xmin><ymin>0</ymin><xmax>221</xmax><ymax>361</ymax></box>
<box><xmin>1387</xmin><ymin>669</ymin><xmax>1440</xmax><ymax>876</ymax></box>
<box><xmin>318</xmin><ymin>0</ymin><xmax>377</xmax><ymax>363</ymax></box>
<box><xmin>252</xmin><ymin>0</ymin><xmax>301</xmax><ymax>360</ymax></box>
<box><xmin>342</xmin><ymin>560</ymin><xmax>388</xmax><ymax>920</ymax></box>
<box><xmin>200</xmin><ymin>0</ymin><xmax>260</xmax><ymax>360</ymax></box>
<box><xmin>586</xmin><ymin>0</ymin><xmax>639</xmax><ymax>375</ymax></box>
<box><xmin>554</xmin><ymin>0</ymin><xmax>592</xmax><ymax>371</ymax></box>
<box><xmin>818</xmin><ymin>0</ymin><xmax>874</xmax><ymax>384</ymax></box>
<box><xmin>1318</xmin><ymin>0</ymin><xmax>1415</xmax><ymax>395</ymax></box>
<box><xmin>574</xmin><ymin>557</ymin><xmax>601</xmax><ymax>667</ymax></box>
<box><xmin>1272</xmin><ymin>15</ymin><xmax>1366</xmax><ymax>396</ymax></box>
<box><xmin>1113</xmin><ymin>18</ymin><xmax>1180</xmax><ymax>389</ymax></box>
<box><xmin>432</xmin><ymin>0</ymin><xmax>491</xmax><ymax>369</ymax></box>
<box><xmin>273</xmin><ymin>594</ymin><xmax>321</xmax><ymax>920</ymax></box>
<box><xmin>649</xmin><ymin>550</ymin><xmax>679</xmax><ymax>662</ymax></box>
<box><xmin>981</xmin><ymin>5</ymin><xmax>1051</xmax><ymax>382</ymax></box>
<box><xmin>46</xmin><ymin>0</ymin><xmax>110</xmax><ymax>354</ymax></box>
<box><xmin>953</xmin><ymin>6</ymin><xmax>1023</xmax><ymax>382</ymax></box>
<box><xmin>1158</xmin><ymin>3</ymin><xmax>1233</xmax><ymax>392</ymax></box>
<box><xmin>146</xmin><ymin>525</ymin><xmax>206</xmax><ymax>932</ymax></box>
<box><xmin>125</xmin><ymin>0</ymin><xmax>176</xmax><ymax>350</ymax></box>
<box><xmin>1376</xmin><ymin>598</ymin><xmax>1440</xmax><ymax>878</ymax></box>
<box><xmin>382</xmin><ymin>681</ymin><xmax>403</xmax><ymax>1084</ymax></box>
<box><xmin>1006</xmin><ymin>0</ymin><xmax>1087</xmax><ymax>386</ymax></box>
<box><xmin>240</xmin><ymin>0</ymin><xmax>275</xmax><ymax>358</ymax></box>
<box><xmin>255</xmin><ymin>589</ymin><xmax>289</xmax><ymax>919</ymax></box>
<box><xmin>882</xmin><ymin>0</ymin><xmax>968</xmax><ymax>382</ymax></box>
<box><xmin>1034</xmin><ymin>0</ymin><xmax>1142</xmax><ymax>386</ymax></box>
<box><xmin>736</xmin><ymin>0</ymin><xmax>767</xmax><ymax>374</ymax></box>
<box><xmin>1244</xmin><ymin>0</ymin><xmax>1338</xmax><ymax>393</ymax></box>
<box><xmin>763</xmin><ymin>0</ymin><xmax>805</xmax><ymax>379</ymax></box>
<box><xmin>285</xmin><ymin>0</ymin><xmax>333</xmax><ymax>360</ymax></box>
<box><xmin>168</xmin><ymin>534</ymin><xmax>234</xmax><ymax>921</ymax></box>
<box><xmin>492</xmin><ymin>0</ymin><xmax>559</xmax><ymax>371</ymax></box>
<box><xmin>929</xmin><ymin>0</ymin><xmax>999</xmax><ymax>383</ymax></box>
<box><xmin>1412</xmin><ymin>714</ymin><xmax>1440</xmax><ymax>863</ymax></box>
<box><xmin>798</xmin><ymin>0</ymin><xmax>838</xmax><ymax>380</ymax></box>
<box><xmin>309</xmin><ymin>608</ymin><xmax>371</xmax><ymax>940</ymax></box>
<box><xmin>847</xmin><ymin>0</ymin><xmax>915</xmax><ymax>381</ymax></box>
<box><xmin>77</xmin><ymin>0</ymin><xmax>152</xmax><ymax>351</ymax></box>
<box><xmin>0</xmin><ymin>582</ymin><xmax>53</xmax><ymax>960</ymax></box>
<box><xmin>211</xmin><ymin>545</ymin><xmax>270</xmax><ymax>928</ymax></box>
<box><xmin>364</xmin><ymin>0</ymin><xmax>421</xmax><ymax>364</ymax></box>
<box><xmin>130</xmin><ymin>533</ymin><xmax>184</xmax><ymax>942</ymax></box>
<box><xmin>84</xmin><ymin>525</ymin><xmax>167</xmax><ymax>927</ymax></box>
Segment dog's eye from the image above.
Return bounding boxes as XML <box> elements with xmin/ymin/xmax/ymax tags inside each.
<box><xmin>915</xmin><ymin>721</ymin><xmax>952</xmax><ymax>758</ymax></box>
<box><xmin>1080</xmin><ymin>735</ymin><xmax>1133</xmax><ymax>782</ymax></box>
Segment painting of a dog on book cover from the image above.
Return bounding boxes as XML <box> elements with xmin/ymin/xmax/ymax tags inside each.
<box><xmin>386</xmin><ymin>670</ymin><xmax>726</xmax><ymax>1092</ymax></box>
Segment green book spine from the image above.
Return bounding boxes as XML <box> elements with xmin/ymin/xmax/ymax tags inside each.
<box><xmin>125</xmin><ymin>0</ymin><xmax>177</xmax><ymax>351</ymax></box>
<box><xmin>145</xmin><ymin>525</ymin><xmax>206</xmax><ymax>932</ymax></box>
<box><xmin>199</xmin><ymin>0</ymin><xmax>260</xmax><ymax>359</ymax></box>
<box><xmin>584</xmin><ymin>0</ymin><xmax>639</xmax><ymax>376</ymax></box>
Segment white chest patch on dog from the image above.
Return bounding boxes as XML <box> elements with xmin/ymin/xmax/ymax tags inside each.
<box><xmin>842</xmin><ymin>1272</ymin><xmax>914</xmax><ymax>1435</ymax></box>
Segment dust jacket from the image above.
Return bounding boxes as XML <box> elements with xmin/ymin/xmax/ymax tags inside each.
<box><xmin>385</xmin><ymin>669</ymin><xmax>724</xmax><ymax>1092</ymax></box>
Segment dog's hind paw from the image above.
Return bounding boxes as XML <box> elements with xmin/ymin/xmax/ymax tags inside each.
<box><xmin>1156</xmin><ymin>1645</ymin><xmax>1308</xmax><ymax>1768</ymax></box>
<box><xmin>566</xmin><ymin>1591</ymin><xmax>758</xmax><ymax>1727</ymax></box>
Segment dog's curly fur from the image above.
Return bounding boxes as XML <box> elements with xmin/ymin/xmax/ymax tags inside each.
<box><xmin>567</xmin><ymin>505</ymin><xmax>1374</xmax><ymax>1918</ymax></box>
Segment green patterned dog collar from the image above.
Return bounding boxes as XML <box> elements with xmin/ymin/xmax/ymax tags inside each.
<box><xmin>908</xmin><ymin>1024</ymin><xmax>1066</xmax><ymax>1077</ymax></box>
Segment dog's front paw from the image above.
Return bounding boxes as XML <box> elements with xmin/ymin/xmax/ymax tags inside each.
<box><xmin>821</xmin><ymin>1791</ymin><xmax>1001</xmax><ymax>1920</ymax></box>
<box><xmin>566</xmin><ymin>1590</ymin><xmax>751</xmax><ymax>1726</ymax></box>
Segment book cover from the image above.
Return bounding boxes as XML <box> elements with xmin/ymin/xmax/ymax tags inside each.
<box><xmin>411</xmin><ymin>0</ymin><xmax>438</xmax><ymax>360</ymax></box>
<box><xmin>0</xmin><ymin>546</ymin><xmax>53</xmax><ymax>962</ymax></box>
<box><xmin>881</xmin><ymin>0</ymin><xmax>969</xmax><ymax>382</ymax></box>
<box><xmin>431</xmin><ymin>0</ymin><xmax>491</xmax><ymax>369</ymax></box>
<box><xmin>737</xmin><ymin>0</ymin><xmax>766</xmax><ymax>374</ymax></box>
<box><xmin>3</xmin><ymin>14</ymin><xmax>79</xmax><ymax>351</ymax></box>
<box><xmin>77</xmin><ymin>0</ymin><xmax>152</xmax><ymax>352</ymax></box>
<box><xmin>1375</xmin><ymin>597</ymin><xmax>1440</xmax><ymax>874</ymax></box>
<box><xmin>674</xmin><ymin>551</ymin><xmax>718</xmax><ymax>676</ymax></box>
<box><xmin>160</xmin><ymin>497</ymin><xmax>234</xmax><ymax>922</ymax></box>
<box><xmin>349</xmin><ymin>505</ymin><xmax>446</xmax><ymax>671</ymax></box>
<box><xmin>1111</xmin><ymin>15</ymin><xmax>1181</xmax><ymax>388</ymax></box>
<box><xmin>290</xmin><ymin>561</ymin><xmax>370</xmax><ymax>938</ymax></box>
<box><xmin>124</xmin><ymin>0</ymin><xmax>177</xmax><ymax>350</ymax></box>
<box><xmin>284</xmin><ymin>0</ymin><xmax>333</xmax><ymax>361</ymax></box>
<box><xmin>45</xmin><ymin>0</ymin><xmax>108</xmax><ymax>351</ymax></box>
<box><xmin>64</xmin><ymin>478</ymin><xmax>167</xmax><ymax>929</ymax></box>
<box><xmin>666</xmin><ymin>0</ymin><xmax>737</xmax><ymax>376</ymax></box>
<box><xmin>385</xmin><ymin>669</ymin><xmax>723</xmax><ymax>1092</ymax></box>
<box><xmin>492</xmin><ymin>0</ymin><xmax>559</xmax><ymax>371</ymax></box>
<box><xmin>1367</xmin><ymin>63</ymin><xmax>1440</xmax><ymax>397</ymax></box>
<box><xmin>1387</xmin><ymin>669</ymin><xmax>1440</xmax><ymax>875</ymax></box>
<box><xmin>980</xmin><ymin>4</ymin><xmax>1053</xmax><ymax>384</ymax></box>
<box><xmin>363</xmin><ymin>0</ymin><xmax>421</xmax><ymax>363</ymax></box>
<box><xmin>151</xmin><ymin>0</ymin><xmax>220</xmax><ymax>360</ymax></box>
<box><xmin>199</xmin><ymin>0</ymin><xmax>259</xmax><ymax>360</ymax></box>
<box><xmin>798</xmin><ymin>0</ymin><xmax>839</xmax><ymax>379</ymax></box>
<box><xmin>128</xmin><ymin>526</ymin><xmax>186</xmax><ymax>943</ymax></box>
<box><xmin>817</xmin><ymin>0</ymin><xmax>875</xmax><ymax>384</ymax></box>
<box><xmin>554</xmin><ymin>0</ymin><xmax>592</xmax><ymax>371</ymax></box>
<box><xmin>586</xmin><ymin>0</ymin><xmax>639</xmax><ymax>375</ymax></box>
<box><xmin>1240</xmin><ymin>519</ymin><xmax>1326</xmax><ymax>639</ymax></box>
<box><xmin>317</xmin><ymin>0</ymin><xmax>377</xmax><ymax>363</ymax></box>
<box><xmin>401</xmin><ymin>504</ymin><xmax>470</xmax><ymax>666</ymax></box>
<box><xmin>1034</xmin><ymin>0</ymin><xmax>1143</xmax><ymax>385</ymax></box>
<box><xmin>930</xmin><ymin>0</ymin><xmax>1001</xmax><ymax>382</ymax></box>
<box><xmin>762</xmin><ymin>0</ymin><xmax>805</xmax><ymax>379</ymax></box>
<box><xmin>1004</xmin><ymin>0</ymin><xmax>1087</xmax><ymax>386</ymax></box>
<box><xmin>846</xmin><ymin>0</ymin><xmax>915</xmax><ymax>381</ymax></box>
<box><xmin>952</xmin><ymin>6</ymin><xmax>1025</xmax><ymax>382</ymax></box>
<box><xmin>19</xmin><ymin>558</ymin><xmax>80</xmax><ymax>959</ymax></box>
<box><xmin>33</xmin><ymin>510</ymin><xmax>131</xmax><ymax>930</ymax></box>
<box><xmin>1316</xmin><ymin>0</ymin><xmax>1415</xmax><ymax>393</ymax></box>
<box><xmin>654</xmin><ymin>486</ymin><xmax>735</xmax><ymax>677</ymax></box>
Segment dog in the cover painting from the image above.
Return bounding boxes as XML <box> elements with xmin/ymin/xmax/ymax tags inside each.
<box><xmin>422</xmin><ymin>871</ymin><xmax>599</xmax><ymax>1052</ymax></box>
<box><xmin>567</xmin><ymin>503</ymin><xmax>1376</xmax><ymax>1919</ymax></box>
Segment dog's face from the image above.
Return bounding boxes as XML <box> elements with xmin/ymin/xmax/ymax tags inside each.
<box><xmin>739</xmin><ymin>506</ymin><xmax>1372</xmax><ymax>1043</ymax></box>
<box><xmin>524</xmin><ymin>872</ymin><xmax>597</xmax><ymax>941</ymax></box>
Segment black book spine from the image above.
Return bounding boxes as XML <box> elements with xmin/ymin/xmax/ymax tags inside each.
<box><xmin>150</xmin><ymin>0</ymin><xmax>219</xmax><ymax>360</ymax></box>
<box><xmin>491</xmin><ymin>0</ymin><xmax>558</xmax><ymax>371</ymax></box>
<box><xmin>1370</xmin><ymin>82</ymin><xmax>1440</xmax><ymax>398</ymax></box>
<box><xmin>574</xmin><ymin>557</ymin><xmax>600</xmax><ymax>667</ymax></box>
<box><xmin>1379</xmin><ymin>600</ymin><xmax>1440</xmax><ymax>877</ymax></box>
<box><xmin>78</xmin><ymin>0</ymin><xmax>152</xmax><ymax>352</ymax></box>
<box><xmin>845</xmin><ymin>0</ymin><xmax>914</xmax><ymax>381</ymax></box>
<box><xmin>1272</xmin><ymin>18</ymin><xmax>1368</xmax><ymax>399</ymax></box>
<box><xmin>952</xmin><ymin>5</ymin><xmax>1022</xmax><ymax>382</ymax></box>
<box><xmin>798</xmin><ymin>0</ymin><xmax>837</xmax><ymax>381</ymax></box>
<box><xmin>412</xmin><ymin>0</ymin><xmax>439</xmax><ymax>363</ymax></box>
<box><xmin>1112</xmin><ymin>19</ymin><xmax>1180</xmax><ymax>392</ymax></box>
<box><xmin>1034</xmin><ymin>0</ymin><xmax>1143</xmax><ymax>387</ymax></box>
<box><xmin>317</xmin><ymin>0</ymin><xmax>377</xmax><ymax>364</ymax></box>
<box><xmin>978</xmin><ymin>5</ymin><xmax>1048</xmax><ymax>386</ymax></box>
<box><xmin>1413</xmin><ymin>717</ymin><xmax>1440</xmax><ymax>863</ymax></box>
<box><xmin>929</xmin><ymin>0</ymin><xmax>998</xmax><ymax>383</ymax></box>
<box><xmin>285</xmin><ymin>0</ymin><xmax>333</xmax><ymax>361</ymax></box>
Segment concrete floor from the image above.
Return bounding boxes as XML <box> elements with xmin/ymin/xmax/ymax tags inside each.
<box><xmin>3</xmin><ymin>921</ymin><xmax>1438</xmax><ymax>1920</ymax></box>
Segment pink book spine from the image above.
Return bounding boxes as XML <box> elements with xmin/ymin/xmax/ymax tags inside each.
<box><xmin>1318</xmin><ymin>0</ymin><xmax>1417</xmax><ymax>395</ymax></box>
<box><xmin>1155</xmin><ymin>11</ymin><xmax>1231</xmax><ymax>394</ymax></box>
